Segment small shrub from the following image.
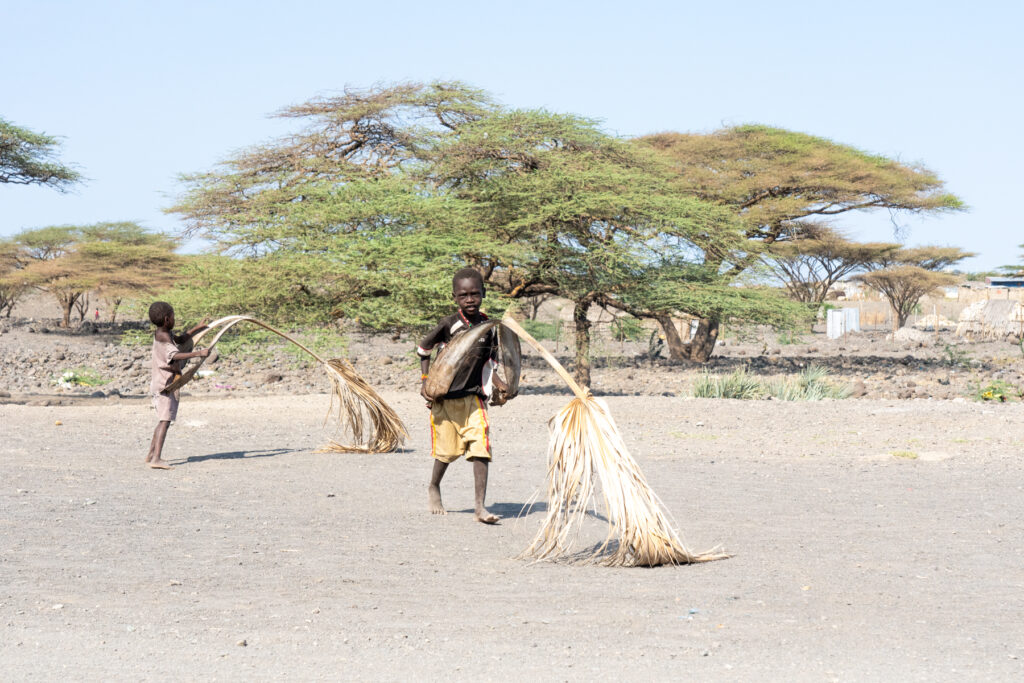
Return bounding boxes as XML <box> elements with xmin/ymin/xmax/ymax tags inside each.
<box><xmin>765</xmin><ymin>365</ymin><xmax>851</xmax><ymax>401</ymax></box>
<box><xmin>890</xmin><ymin>450</ymin><xmax>918</xmax><ymax>459</ymax></box>
<box><xmin>973</xmin><ymin>379</ymin><xmax>1021</xmax><ymax>402</ymax></box>
<box><xmin>942</xmin><ymin>344</ymin><xmax>973</xmax><ymax>369</ymax></box>
<box><xmin>55</xmin><ymin>368</ymin><xmax>107</xmax><ymax>389</ymax></box>
<box><xmin>692</xmin><ymin>367</ymin><xmax>762</xmax><ymax>399</ymax></box>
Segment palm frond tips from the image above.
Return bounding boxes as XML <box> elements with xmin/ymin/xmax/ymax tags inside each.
<box><xmin>501</xmin><ymin>315</ymin><xmax>727</xmax><ymax>567</ymax></box>
<box><xmin>321</xmin><ymin>358</ymin><xmax>408</xmax><ymax>453</ymax></box>
<box><xmin>521</xmin><ymin>394</ymin><xmax>727</xmax><ymax>566</ymax></box>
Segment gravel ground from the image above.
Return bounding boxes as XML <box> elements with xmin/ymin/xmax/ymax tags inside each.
<box><xmin>2</xmin><ymin>392</ymin><xmax>1022</xmax><ymax>681</ymax></box>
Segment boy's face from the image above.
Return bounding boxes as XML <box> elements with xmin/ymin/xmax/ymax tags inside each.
<box><xmin>164</xmin><ymin>311</ymin><xmax>175</xmax><ymax>330</ymax></box>
<box><xmin>453</xmin><ymin>278</ymin><xmax>483</xmax><ymax>317</ymax></box>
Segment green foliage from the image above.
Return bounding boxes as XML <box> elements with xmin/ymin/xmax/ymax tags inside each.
<box><xmin>889</xmin><ymin>450</ymin><xmax>919</xmax><ymax>459</ymax></box>
<box><xmin>521</xmin><ymin>319</ymin><xmax>562</xmax><ymax>341</ymax></box>
<box><xmin>693</xmin><ymin>364</ymin><xmax>849</xmax><ymax>401</ymax></box>
<box><xmin>777</xmin><ymin>329</ymin><xmax>804</xmax><ymax>345</ymax></box>
<box><xmin>54</xmin><ymin>367</ymin><xmax>106</xmax><ymax>388</ymax></box>
<box><xmin>692</xmin><ymin>367</ymin><xmax>763</xmax><ymax>399</ymax></box>
<box><xmin>120</xmin><ymin>329</ymin><xmax>151</xmax><ymax>347</ymax></box>
<box><xmin>0</xmin><ymin>118</ymin><xmax>81</xmax><ymax>190</ymax></box>
<box><xmin>279</xmin><ymin>327</ymin><xmax>349</xmax><ymax>368</ymax></box>
<box><xmin>941</xmin><ymin>344</ymin><xmax>974</xmax><ymax>369</ymax></box>
<box><xmin>972</xmin><ymin>379</ymin><xmax>1021</xmax><ymax>402</ymax></box>
<box><xmin>764</xmin><ymin>365</ymin><xmax>851</xmax><ymax>401</ymax></box>
<box><xmin>611</xmin><ymin>316</ymin><xmax>645</xmax><ymax>342</ymax></box>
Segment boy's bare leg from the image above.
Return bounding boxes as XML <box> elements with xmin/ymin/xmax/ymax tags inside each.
<box><xmin>146</xmin><ymin>421</ymin><xmax>172</xmax><ymax>469</ymax></box>
<box><xmin>473</xmin><ymin>459</ymin><xmax>499</xmax><ymax>524</ymax></box>
<box><xmin>428</xmin><ymin>459</ymin><xmax>449</xmax><ymax>515</ymax></box>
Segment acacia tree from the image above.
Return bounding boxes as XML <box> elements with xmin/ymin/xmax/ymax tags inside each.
<box><xmin>855</xmin><ymin>245</ymin><xmax>974</xmax><ymax>331</ymax></box>
<box><xmin>428</xmin><ymin>109</ymin><xmax>744</xmax><ymax>386</ymax></box>
<box><xmin>16</xmin><ymin>223</ymin><xmax>180</xmax><ymax>326</ymax></box>
<box><xmin>1</xmin><ymin>118</ymin><xmax>81</xmax><ymax>189</ymax></box>
<box><xmin>762</xmin><ymin>225</ymin><xmax>899</xmax><ymax>304</ymax></box>
<box><xmin>635</xmin><ymin>125</ymin><xmax>964</xmax><ymax>361</ymax></box>
<box><xmin>0</xmin><ymin>240</ymin><xmax>26</xmax><ymax>316</ymax></box>
<box><xmin>168</xmin><ymin>81</ymin><xmax>497</xmax><ymax>328</ymax></box>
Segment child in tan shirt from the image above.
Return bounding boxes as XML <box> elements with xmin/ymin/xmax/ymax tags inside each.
<box><xmin>146</xmin><ymin>302</ymin><xmax>210</xmax><ymax>469</ymax></box>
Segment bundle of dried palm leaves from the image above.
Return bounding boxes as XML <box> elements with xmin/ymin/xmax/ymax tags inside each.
<box><xmin>166</xmin><ymin>315</ymin><xmax>406</xmax><ymax>453</ymax></box>
<box><xmin>500</xmin><ymin>315</ymin><xmax>727</xmax><ymax>567</ymax></box>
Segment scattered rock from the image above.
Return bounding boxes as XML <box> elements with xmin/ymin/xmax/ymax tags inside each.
<box><xmin>263</xmin><ymin>373</ymin><xmax>284</xmax><ymax>384</ymax></box>
<box><xmin>849</xmin><ymin>381</ymin><xmax>867</xmax><ymax>398</ymax></box>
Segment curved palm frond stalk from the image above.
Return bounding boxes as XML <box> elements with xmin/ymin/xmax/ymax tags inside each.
<box><xmin>165</xmin><ymin>315</ymin><xmax>407</xmax><ymax>453</ymax></box>
<box><xmin>500</xmin><ymin>315</ymin><xmax>728</xmax><ymax>567</ymax></box>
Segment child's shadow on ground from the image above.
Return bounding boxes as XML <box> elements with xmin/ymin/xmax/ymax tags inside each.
<box><xmin>176</xmin><ymin>448</ymin><xmax>298</xmax><ymax>465</ymax></box>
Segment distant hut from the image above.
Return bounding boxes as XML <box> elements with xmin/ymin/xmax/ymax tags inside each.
<box><xmin>955</xmin><ymin>300</ymin><xmax>1024</xmax><ymax>341</ymax></box>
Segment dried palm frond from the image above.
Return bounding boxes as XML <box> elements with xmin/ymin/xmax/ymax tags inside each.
<box><xmin>165</xmin><ymin>315</ymin><xmax>407</xmax><ymax>453</ymax></box>
<box><xmin>501</xmin><ymin>315</ymin><xmax>727</xmax><ymax>567</ymax></box>
<box><xmin>321</xmin><ymin>358</ymin><xmax>407</xmax><ymax>453</ymax></box>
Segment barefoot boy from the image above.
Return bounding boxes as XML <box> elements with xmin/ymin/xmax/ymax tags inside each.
<box><xmin>417</xmin><ymin>268</ymin><xmax>507</xmax><ymax>523</ymax></box>
<box><xmin>146</xmin><ymin>302</ymin><xmax>210</xmax><ymax>469</ymax></box>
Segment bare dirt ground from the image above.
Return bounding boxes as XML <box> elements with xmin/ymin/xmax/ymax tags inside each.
<box><xmin>2</xmin><ymin>391</ymin><xmax>1023</xmax><ymax>681</ymax></box>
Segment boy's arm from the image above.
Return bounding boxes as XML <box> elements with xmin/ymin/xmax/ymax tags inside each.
<box><xmin>176</xmin><ymin>316</ymin><xmax>212</xmax><ymax>344</ymax></box>
<box><xmin>170</xmin><ymin>348</ymin><xmax>212</xmax><ymax>361</ymax></box>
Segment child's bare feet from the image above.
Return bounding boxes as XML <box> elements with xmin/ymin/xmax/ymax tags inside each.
<box><xmin>428</xmin><ymin>484</ymin><xmax>446</xmax><ymax>515</ymax></box>
<box><xmin>148</xmin><ymin>460</ymin><xmax>171</xmax><ymax>470</ymax></box>
<box><xmin>475</xmin><ymin>508</ymin><xmax>499</xmax><ymax>524</ymax></box>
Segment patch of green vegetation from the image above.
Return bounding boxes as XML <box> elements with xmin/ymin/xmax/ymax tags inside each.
<box><xmin>521</xmin><ymin>319</ymin><xmax>562</xmax><ymax>342</ymax></box>
<box><xmin>692</xmin><ymin>367</ymin><xmax>762</xmax><ymax>399</ymax></box>
<box><xmin>55</xmin><ymin>367</ymin><xmax>107</xmax><ymax>388</ymax></box>
<box><xmin>972</xmin><ymin>379</ymin><xmax>1021</xmax><ymax>402</ymax></box>
<box><xmin>611</xmin><ymin>316</ymin><xmax>646</xmax><ymax>342</ymax></box>
<box><xmin>764</xmin><ymin>365</ymin><xmax>851</xmax><ymax>401</ymax></box>
<box><xmin>279</xmin><ymin>327</ymin><xmax>349</xmax><ymax>369</ymax></box>
<box><xmin>120</xmin><ymin>329</ymin><xmax>150</xmax><ymax>347</ymax></box>
<box><xmin>777</xmin><ymin>329</ymin><xmax>805</xmax><ymax>345</ymax></box>
<box><xmin>941</xmin><ymin>344</ymin><xmax>973</xmax><ymax>369</ymax></box>
<box><xmin>890</xmin><ymin>450</ymin><xmax>918</xmax><ymax>459</ymax></box>
<box><xmin>692</xmin><ymin>364</ymin><xmax>850</xmax><ymax>401</ymax></box>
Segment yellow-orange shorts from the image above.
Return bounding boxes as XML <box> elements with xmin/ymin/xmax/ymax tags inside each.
<box><xmin>429</xmin><ymin>394</ymin><xmax>491</xmax><ymax>463</ymax></box>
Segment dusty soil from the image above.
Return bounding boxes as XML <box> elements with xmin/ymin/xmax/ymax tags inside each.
<box><xmin>2</xmin><ymin>391</ymin><xmax>1023</xmax><ymax>680</ymax></box>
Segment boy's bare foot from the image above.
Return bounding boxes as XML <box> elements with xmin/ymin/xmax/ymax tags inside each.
<box><xmin>475</xmin><ymin>508</ymin><xmax>499</xmax><ymax>524</ymax></box>
<box><xmin>428</xmin><ymin>484</ymin><xmax>446</xmax><ymax>515</ymax></box>
<box><xmin>149</xmin><ymin>460</ymin><xmax>171</xmax><ymax>470</ymax></box>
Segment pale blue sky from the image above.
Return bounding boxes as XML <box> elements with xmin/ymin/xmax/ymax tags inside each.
<box><xmin>2</xmin><ymin>0</ymin><xmax>1020</xmax><ymax>271</ymax></box>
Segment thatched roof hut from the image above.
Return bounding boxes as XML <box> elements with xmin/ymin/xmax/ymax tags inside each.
<box><xmin>955</xmin><ymin>300</ymin><xmax>1024</xmax><ymax>341</ymax></box>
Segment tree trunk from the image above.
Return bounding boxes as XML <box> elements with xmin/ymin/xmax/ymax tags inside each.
<box><xmin>61</xmin><ymin>299</ymin><xmax>73</xmax><ymax>328</ymax></box>
<box><xmin>656</xmin><ymin>314</ymin><xmax>689</xmax><ymax>361</ymax></box>
<box><xmin>573</xmin><ymin>299</ymin><xmax>592</xmax><ymax>389</ymax></box>
<box><xmin>688</xmin><ymin>315</ymin><xmax>720</xmax><ymax>363</ymax></box>
<box><xmin>893</xmin><ymin>307</ymin><xmax>906</xmax><ymax>333</ymax></box>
